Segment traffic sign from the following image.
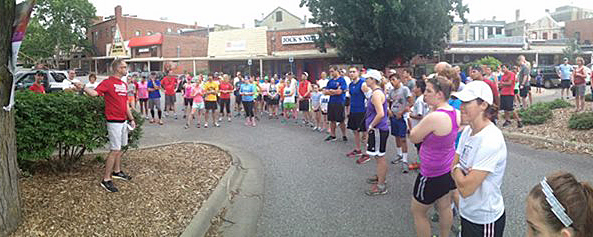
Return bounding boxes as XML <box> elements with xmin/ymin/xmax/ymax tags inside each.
<box><xmin>289</xmin><ymin>56</ymin><xmax>294</xmax><ymax>63</ymax></box>
<box><xmin>248</xmin><ymin>59</ymin><xmax>252</xmax><ymax>65</ymax></box>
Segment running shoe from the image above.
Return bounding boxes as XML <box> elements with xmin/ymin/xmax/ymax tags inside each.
<box><xmin>251</xmin><ymin>121</ymin><xmax>257</xmax><ymax>127</ymax></box>
<box><xmin>342</xmin><ymin>136</ymin><xmax>348</xmax><ymax>142</ymax></box>
<box><xmin>196</xmin><ymin>123</ymin><xmax>201</xmax><ymax>128</ymax></box>
<box><xmin>215</xmin><ymin>123</ymin><xmax>220</xmax><ymax>127</ymax></box>
<box><xmin>228</xmin><ymin>117</ymin><xmax>232</xmax><ymax>122</ymax></box>
<box><xmin>112</xmin><ymin>171</ymin><xmax>132</xmax><ymax>181</ymax></box>
<box><xmin>218</xmin><ymin>117</ymin><xmax>222</xmax><ymax>122</ymax></box>
<box><xmin>100</xmin><ymin>180</ymin><xmax>118</xmax><ymax>192</ymax></box>
<box><xmin>204</xmin><ymin>123</ymin><xmax>209</xmax><ymax>128</ymax></box>
<box><xmin>518</xmin><ymin>121</ymin><xmax>524</xmax><ymax>128</ymax></box>
<box><xmin>312</xmin><ymin>126</ymin><xmax>318</xmax><ymax>131</ymax></box>
<box><xmin>502</xmin><ymin>120</ymin><xmax>511</xmax><ymax>127</ymax></box>
<box><xmin>366</xmin><ymin>175</ymin><xmax>387</xmax><ymax>184</ymax></box>
<box><xmin>402</xmin><ymin>162</ymin><xmax>409</xmax><ymax>173</ymax></box>
<box><xmin>175</xmin><ymin>115</ymin><xmax>178</xmax><ymax>120</ymax></box>
<box><xmin>346</xmin><ymin>149</ymin><xmax>362</xmax><ymax>157</ymax></box>
<box><xmin>184</xmin><ymin>124</ymin><xmax>189</xmax><ymax>129</ymax></box>
<box><xmin>149</xmin><ymin>119</ymin><xmax>155</xmax><ymax>124</ymax></box>
<box><xmin>356</xmin><ymin>154</ymin><xmax>371</xmax><ymax>164</ymax></box>
<box><xmin>391</xmin><ymin>155</ymin><xmax>403</xmax><ymax>164</ymax></box>
<box><xmin>324</xmin><ymin>136</ymin><xmax>337</xmax><ymax>142</ymax></box>
<box><xmin>365</xmin><ymin>185</ymin><xmax>388</xmax><ymax>196</ymax></box>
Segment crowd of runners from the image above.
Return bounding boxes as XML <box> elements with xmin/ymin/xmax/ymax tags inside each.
<box><xmin>69</xmin><ymin>57</ymin><xmax>593</xmax><ymax>237</ymax></box>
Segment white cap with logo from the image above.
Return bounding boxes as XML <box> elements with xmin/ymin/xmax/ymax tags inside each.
<box><xmin>362</xmin><ymin>69</ymin><xmax>382</xmax><ymax>82</ymax></box>
<box><xmin>451</xmin><ymin>81</ymin><xmax>493</xmax><ymax>105</ymax></box>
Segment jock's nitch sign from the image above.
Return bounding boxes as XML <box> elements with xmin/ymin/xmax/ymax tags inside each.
<box><xmin>281</xmin><ymin>34</ymin><xmax>318</xmax><ymax>45</ymax></box>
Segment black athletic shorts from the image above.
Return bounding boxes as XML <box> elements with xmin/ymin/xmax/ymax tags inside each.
<box><xmin>561</xmin><ymin>80</ymin><xmax>571</xmax><ymax>89</ymax></box>
<box><xmin>263</xmin><ymin>95</ymin><xmax>270</xmax><ymax>103</ymax></box>
<box><xmin>519</xmin><ymin>86</ymin><xmax>530</xmax><ymax>98</ymax></box>
<box><xmin>413</xmin><ymin>172</ymin><xmax>456</xmax><ymax>205</ymax></box>
<box><xmin>268</xmin><ymin>97</ymin><xmax>279</xmax><ymax>105</ymax></box>
<box><xmin>205</xmin><ymin>101</ymin><xmax>218</xmax><ymax>110</ymax></box>
<box><xmin>347</xmin><ymin>112</ymin><xmax>366</xmax><ymax>131</ymax></box>
<box><xmin>500</xmin><ymin>95</ymin><xmax>514</xmax><ymax>111</ymax></box>
<box><xmin>235</xmin><ymin>94</ymin><xmax>242</xmax><ymax>104</ymax></box>
<box><xmin>184</xmin><ymin>98</ymin><xmax>193</xmax><ymax>107</ymax></box>
<box><xmin>367</xmin><ymin>129</ymin><xmax>389</xmax><ymax>157</ymax></box>
<box><xmin>299</xmin><ymin>99</ymin><xmax>310</xmax><ymax>111</ymax></box>
<box><xmin>327</xmin><ymin>103</ymin><xmax>345</xmax><ymax>122</ymax></box>
<box><xmin>139</xmin><ymin>98</ymin><xmax>148</xmax><ymax>103</ymax></box>
<box><xmin>461</xmin><ymin>212</ymin><xmax>506</xmax><ymax>237</ymax></box>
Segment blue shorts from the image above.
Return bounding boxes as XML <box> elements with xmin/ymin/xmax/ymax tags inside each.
<box><xmin>390</xmin><ymin>117</ymin><xmax>407</xmax><ymax>138</ymax></box>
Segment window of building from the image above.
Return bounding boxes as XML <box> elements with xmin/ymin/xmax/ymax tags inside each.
<box><xmin>177</xmin><ymin>29</ymin><xmax>182</xmax><ymax>34</ymax></box>
<box><xmin>457</xmin><ymin>27</ymin><xmax>464</xmax><ymax>41</ymax></box>
<box><xmin>167</xmin><ymin>28</ymin><xmax>172</xmax><ymax>33</ymax></box>
<box><xmin>111</xmin><ymin>26</ymin><xmax>115</xmax><ymax>37</ymax></box>
<box><xmin>276</xmin><ymin>11</ymin><xmax>283</xmax><ymax>22</ymax></box>
<box><xmin>553</xmin><ymin>33</ymin><xmax>558</xmax><ymax>39</ymax></box>
<box><xmin>496</xmin><ymin>28</ymin><xmax>502</xmax><ymax>35</ymax></box>
<box><xmin>135</xmin><ymin>30</ymin><xmax>141</xmax><ymax>36</ymax></box>
<box><xmin>479</xmin><ymin>28</ymin><xmax>484</xmax><ymax>40</ymax></box>
<box><xmin>543</xmin><ymin>32</ymin><xmax>548</xmax><ymax>40</ymax></box>
<box><xmin>147</xmin><ymin>31</ymin><xmax>153</xmax><ymax>36</ymax></box>
<box><xmin>575</xmin><ymin>32</ymin><xmax>581</xmax><ymax>42</ymax></box>
<box><xmin>92</xmin><ymin>31</ymin><xmax>98</xmax><ymax>43</ymax></box>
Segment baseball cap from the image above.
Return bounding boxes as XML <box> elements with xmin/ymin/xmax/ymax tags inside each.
<box><xmin>451</xmin><ymin>81</ymin><xmax>493</xmax><ymax>105</ymax></box>
<box><xmin>362</xmin><ymin>69</ymin><xmax>382</xmax><ymax>82</ymax></box>
<box><xmin>302</xmin><ymin>72</ymin><xmax>309</xmax><ymax>78</ymax></box>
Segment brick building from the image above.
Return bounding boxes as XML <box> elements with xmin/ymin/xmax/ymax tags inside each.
<box><xmin>86</xmin><ymin>5</ymin><xmax>207</xmax><ymax>74</ymax></box>
<box><xmin>565</xmin><ymin>18</ymin><xmax>593</xmax><ymax>45</ymax></box>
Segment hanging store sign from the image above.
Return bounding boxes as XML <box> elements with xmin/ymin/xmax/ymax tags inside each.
<box><xmin>138</xmin><ymin>48</ymin><xmax>150</xmax><ymax>53</ymax></box>
<box><xmin>281</xmin><ymin>34</ymin><xmax>318</xmax><ymax>45</ymax></box>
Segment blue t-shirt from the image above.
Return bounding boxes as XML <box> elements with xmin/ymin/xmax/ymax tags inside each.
<box><xmin>448</xmin><ymin>98</ymin><xmax>461</xmax><ymax>110</ymax></box>
<box><xmin>349</xmin><ymin>78</ymin><xmax>366</xmax><ymax>113</ymax></box>
<box><xmin>148</xmin><ymin>80</ymin><xmax>161</xmax><ymax>99</ymax></box>
<box><xmin>240</xmin><ymin>83</ymin><xmax>256</xmax><ymax>102</ymax></box>
<box><xmin>326</xmin><ymin>77</ymin><xmax>348</xmax><ymax>104</ymax></box>
<box><xmin>558</xmin><ymin>64</ymin><xmax>573</xmax><ymax>80</ymax></box>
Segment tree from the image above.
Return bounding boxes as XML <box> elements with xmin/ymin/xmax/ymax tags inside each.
<box><xmin>471</xmin><ymin>56</ymin><xmax>503</xmax><ymax>70</ymax></box>
<box><xmin>19</xmin><ymin>0</ymin><xmax>96</xmax><ymax>66</ymax></box>
<box><xmin>562</xmin><ymin>38</ymin><xmax>582</xmax><ymax>63</ymax></box>
<box><xmin>1</xmin><ymin>1</ymin><xmax>22</xmax><ymax>235</ymax></box>
<box><xmin>300</xmin><ymin>0</ymin><xmax>468</xmax><ymax>69</ymax></box>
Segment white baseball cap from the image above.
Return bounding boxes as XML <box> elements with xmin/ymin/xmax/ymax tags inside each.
<box><xmin>362</xmin><ymin>69</ymin><xmax>382</xmax><ymax>82</ymax></box>
<box><xmin>451</xmin><ymin>81</ymin><xmax>493</xmax><ymax>105</ymax></box>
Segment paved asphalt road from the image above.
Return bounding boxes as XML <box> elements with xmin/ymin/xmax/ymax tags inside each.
<box><xmin>134</xmin><ymin>94</ymin><xmax>592</xmax><ymax>237</ymax></box>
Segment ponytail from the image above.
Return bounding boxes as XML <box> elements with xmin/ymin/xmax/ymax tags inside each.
<box><xmin>581</xmin><ymin>182</ymin><xmax>593</xmax><ymax>236</ymax></box>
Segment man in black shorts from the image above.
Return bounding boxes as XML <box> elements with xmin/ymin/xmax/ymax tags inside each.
<box><xmin>324</xmin><ymin>66</ymin><xmax>348</xmax><ymax>142</ymax></box>
<box><xmin>500</xmin><ymin>65</ymin><xmax>523</xmax><ymax>128</ymax></box>
<box><xmin>298</xmin><ymin>72</ymin><xmax>313</xmax><ymax>126</ymax></box>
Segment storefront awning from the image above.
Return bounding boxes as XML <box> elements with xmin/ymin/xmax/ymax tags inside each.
<box><xmin>128</xmin><ymin>34</ymin><xmax>163</xmax><ymax>47</ymax></box>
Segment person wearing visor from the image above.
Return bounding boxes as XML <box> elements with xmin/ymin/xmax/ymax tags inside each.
<box><xmin>451</xmin><ymin>81</ymin><xmax>508</xmax><ymax>236</ymax></box>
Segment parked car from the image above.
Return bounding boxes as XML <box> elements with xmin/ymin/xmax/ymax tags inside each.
<box><xmin>530</xmin><ymin>66</ymin><xmax>561</xmax><ymax>88</ymax></box>
<box><xmin>586</xmin><ymin>63</ymin><xmax>592</xmax><ymax>85</ymax></box>
<box><xmin>14</xmin><ymin>70</ymin><xmax>70</xmax><ymax>93</ymax></box>
<box><xmin>73</xmin><ymin>68</ymin><xmax>88</xmax><ymax>76</ymax></box>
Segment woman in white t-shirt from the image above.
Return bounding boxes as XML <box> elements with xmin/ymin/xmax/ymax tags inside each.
<box><xmin>450</xmin><ymin>81</ymin><xmax>508</xmax><ymax>237</ymax></box>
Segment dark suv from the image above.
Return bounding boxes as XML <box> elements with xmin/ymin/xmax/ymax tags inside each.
<box><xmin>530</xmin><ymin>66</ymin><xmax>561</xmax><ymax>88</ymax></box>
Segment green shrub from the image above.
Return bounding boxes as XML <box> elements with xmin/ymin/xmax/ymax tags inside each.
<box><xmin>568</xmin><ymin>112</ymin><xmax>593</xmax><ymax>130</ymax></box>
<box><xmin>14</xmin><ymin>91</ymin><xmax>143</xmax><ymax>171</ymax></box>
<box><xmin>518</xmin><ymin>102</ymin><xmax>553</xmax><ymax>125</ymax></box>
<box><xmin>586</xmin><ymin>93</ymin><xmax>592</xmax><ymax>102</ymax></box>
<box><xmin>545</xmin><ymin>98</ymin><xmax>572</xmax><ymax>109</ymax></box>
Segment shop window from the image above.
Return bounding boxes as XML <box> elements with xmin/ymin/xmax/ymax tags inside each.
<box><xmin>276</xmin><ymin>11</ymin><xmax>283</xmax><ymax>22</ymax></box>
<box><xmin>147</xmin><ymin>31</ymin><xmax>153</xmax><ymax>36</ymax></box>
<box><xmin>167</xmin><ymin>28</ymin><xmax>172</xmax><ymax>33</ymax></box>
<box><xmin>553</xmin><ymin>33</ymin><xmax>558</xmax><ymax>39</ymax></box>
<box><xmin>135</xmin><ymin>30</ymin><xmax>141</xmax><ymax>36</ymax></box>
<box><xmin>542</xmin><ymin>32</ymin><xmax>548</xmax><ymax>40</ymax></box>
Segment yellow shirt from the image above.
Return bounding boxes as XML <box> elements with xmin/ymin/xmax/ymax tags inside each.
<box><xmin>203</xmin><ymin>81</ymin><xmax>219</xmax><ymax>102</ymax></box>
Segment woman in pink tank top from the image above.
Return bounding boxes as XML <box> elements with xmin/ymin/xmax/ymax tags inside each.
<box><xmin>137</xmin><ymin>76</ymin><xmax>149</xmax><ymax>119</ymax></box>
<box><xmin>409</xmin><ymin>76</ymin><xmax>460</xmax><ymax>237</ymax></box>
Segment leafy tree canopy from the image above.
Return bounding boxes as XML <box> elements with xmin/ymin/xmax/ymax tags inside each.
<box><xmin>20</xmin><ymin>0</ymin><xmax>96</xmax><ymax>63</ymax></box>
<box><xmin>300</xmin><ymin>0</ymin><xmax>468</xmax><ymax>69</ymax></box>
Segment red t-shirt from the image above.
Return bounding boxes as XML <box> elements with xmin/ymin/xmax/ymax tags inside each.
<box><xmin>161</xmin><ymin>76</ymin><xmax>178</xmax><ymax>95</ymax></box>
<box><xmin>29</xmin><ymin>83</ymin><xmax>45</xmax><ymax>94</ymax></box>
<box><xmin>482</xmin><ymin>78</ymin><xmax>499</xmax><ymax>106</ymax></box>
<box><xmin>500</xmin><ymin>72</ymin><xmax>516</xmax><ymax>96</ymax></box>
<box><xmin>298</xmin><ymin>80</ymin><xmax>311</xmax><ymax>98</ymax></box>
<box><xmin>219</xmin><ymin>82</ymin><xmax>233</xmax><ymax>99</ymax></box>
<box><xmin>96</xmin><ymin>76</ymin><xmax>128</xmax><ymax>121</ymax></box>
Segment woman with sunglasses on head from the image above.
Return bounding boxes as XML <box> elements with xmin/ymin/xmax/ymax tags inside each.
<box><xmin>409</xmin><ymin>76</ymin><xmax>460</xmax><ymax>237</ymax></box>
<box><xmin>526</xmin><ymin>171</ymin><xmax>593</xmax><ymax>237</ymax></box>
<box><xmin>450</xmin><ymin>81</ymin><xmax>507</xmax><ymax>237</ymax></box>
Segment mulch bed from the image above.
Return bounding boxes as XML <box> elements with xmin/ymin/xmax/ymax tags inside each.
<box><xmin>10</xmin><ymin>143</ymin><xmax>231</xmax><ymax>237</ymax></box>
<box><xmin>498</xmin><ymin>100</ymin><xmax>593</xmax><ymax>155</ymax></box>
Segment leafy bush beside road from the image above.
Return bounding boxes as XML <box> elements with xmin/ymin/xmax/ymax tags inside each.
<box><xmin>568</xmin><ymin>112</ymin><xmax>593</xmax><ymax>130</ymax></box>
<box><xmin>518</xmin><ymin>103</ymin><xmax>553</xmax><ymax>125</ymax></box>
<box><xmin>14</xmin><ymin>91</ymin><xmax>143</xmax><ymax>171</ymax></box>
<box><xmin>545</xmin><ymin>99</ymin><xmax>572</xmax><ymax>110</ymax></box>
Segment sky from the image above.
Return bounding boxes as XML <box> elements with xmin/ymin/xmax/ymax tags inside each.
<box><xmin>87</xmin><ymin>0</ymin><xmax>593</xmax><ymax>27</ymax></box>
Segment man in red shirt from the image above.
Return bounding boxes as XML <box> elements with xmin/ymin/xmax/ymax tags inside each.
<box><xmin>218</xmin><ymin>74</ymin><xmax>234</xmax><ymax>122</ymax></box>
<box><xmin>29</xmin><ymin>71</ymin><xmax>46</xmax><ymax>94</ymax></box>
<box><xmin>161</xmin><ymin>70</ymin><xmax>178</xmax><ymax>119</ymax></box>
<box><xmin>298</xmin><ymin>72</ymin><xmax>313</xmax><ymax>125</ymax></box>
<box><xmin>500</xmin><ymin>64</ymin><xmax>523</xmax><ymax>128</ymax></box>
<box><xmin>75</xmin><ymin>58</ymin><xmax>135</xmax><ymax>192</ymax></box>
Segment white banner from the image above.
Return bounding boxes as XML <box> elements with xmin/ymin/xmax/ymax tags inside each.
<box><xmin>281</xmin><ymin>34</ymin><xmax>318</xmax><ymax>45</ymax></box>
<box><xmin>225</xmin><ymin>40</ymin><xmax>246</xmax><ymax>52</ymax></box>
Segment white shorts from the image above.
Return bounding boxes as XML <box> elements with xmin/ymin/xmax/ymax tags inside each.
<box><xmin>192</xmin><ymin>102</ymin><xmax>205</xmax><ymax>110</ymax></box>
<box><xmin>107</xmin><ymin>122</ymin><xmax>129</xmax><ymax>151</ymax></box>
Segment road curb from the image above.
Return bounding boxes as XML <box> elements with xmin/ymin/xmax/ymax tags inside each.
<box><xmin>502</xmin><ymin>131</ymin><xmax>593</xmax><ymax>150</ymax></box>
<box><xmin>121</xmin><ymin>141</ymin><xmax>264</xmax><ymax>237</ymax></box>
